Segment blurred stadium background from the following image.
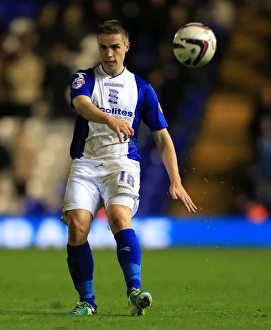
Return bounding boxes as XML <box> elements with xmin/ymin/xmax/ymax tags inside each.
<box><xmin>1</xmin><ymin>0</ymin><xmax>271</xmax><ymax>248</ymax></box>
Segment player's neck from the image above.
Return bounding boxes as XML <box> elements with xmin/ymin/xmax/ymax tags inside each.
<box><xmin>101</xmin><ymin>64</ymin><xmax>125</xmax><ymax>77</ymax></box>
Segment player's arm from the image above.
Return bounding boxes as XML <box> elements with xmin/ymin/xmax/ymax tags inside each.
<box><xmin>72</xmin><ymin>95</ymin><xmax>134</xmax><ymax>142</ymax></box>
<box><xmin>152</xmin><ymin>128</ymin><xmax>197</xmax><ymax>213</ymax></box>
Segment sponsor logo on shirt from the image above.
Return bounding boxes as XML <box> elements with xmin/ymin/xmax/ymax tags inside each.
<box><xmin>99</xmin><ymin>107</ymin><xmax>133</xmax><ymax>117</ymax></box>
<box><xmin>104</xmin><ymin>82</ymin><xmax>124</xmax><ymax>88</ymax></box>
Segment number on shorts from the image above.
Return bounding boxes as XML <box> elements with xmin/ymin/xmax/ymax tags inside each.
<box><xmin>119</xmin><ymin>171</ymin><xmax>135</xmax><ymax>188</ymax></box>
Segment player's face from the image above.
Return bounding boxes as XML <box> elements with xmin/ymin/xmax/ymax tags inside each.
<box><xmin>98</xmin><ymin>33</ymin><xmax>130</xmax><ymax>76</ymax></box>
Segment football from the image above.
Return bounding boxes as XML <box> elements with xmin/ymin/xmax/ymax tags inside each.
<box><xmin>173</xmin><ymin>22</ymin><xmax>217</xmax><ymax>68</ymax></box>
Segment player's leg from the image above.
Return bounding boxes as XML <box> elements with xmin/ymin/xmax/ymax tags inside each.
<box><xmin>106</xmin><ymin>203</ymin><xmax>152</xmax><ymax>316</ymax></box>
<box><xmin>62</xmin><ymin>164</ymin><xmax>101</xmax><ymax>316</ymax></box>
<box><xmin>65</xmin><ymin>209</ymin><xmax>97</xmax><ymax>315</ymax></box>
<box><xmin>101</xmin><ymin>160</ymin><xmax>152</xmax><ymax>315</ymax></box>
<box><xmin>107</xmin><ymin>204</ymin><xmax>140</xmax><ymax>290</ymax></box>
<box><xmin>102</xmin><ymin>166</ymin><xmax>141</xmax><ymax>294</ymax></box>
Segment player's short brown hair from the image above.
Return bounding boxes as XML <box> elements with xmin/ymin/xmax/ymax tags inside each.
<box><xmin>97</xmin><ymin>20</ymin><xmax>129</xmax><ymax>41</ymax></box>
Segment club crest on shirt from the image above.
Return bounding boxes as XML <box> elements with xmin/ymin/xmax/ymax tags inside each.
<box><xmin>108</xmin><ymin>89</ymin><xmax>118</xmax><ymax>104</ymax></box>
<box><xmin>72</xmin><ymin>73</ymin><xmax>85</xmax><ymax>89</ymax></box>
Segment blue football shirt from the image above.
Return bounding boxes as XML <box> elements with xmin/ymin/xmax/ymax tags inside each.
<box><xmin>69</xmin><ymin>64</ymin><xmax>168</xmax><ymax>161</ymax></box>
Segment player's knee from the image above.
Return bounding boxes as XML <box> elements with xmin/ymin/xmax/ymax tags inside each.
<box><xmin>67</xmin><ymin>212</ymin><xmax>90</xmax><ymax>241</ymax></box>
<box><xmin>107</xmin><ymin>205</ymin><xmax>132</xmax><ymax>234</ymax></box>
<box><xmin>110</xmin><ymin>215</ymin><xmax>125</xmax><ymax>232</ymax></box>
<box><xmin>68</xmin><ymin>216</ymin><xmax>82</xmax><ymax>232</ymax></box>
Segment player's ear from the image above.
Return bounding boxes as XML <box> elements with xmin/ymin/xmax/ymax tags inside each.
<box><xmin>125</xmin><ymin>41</ymin><xmax>130</xmax><ymax>53</ymax></box>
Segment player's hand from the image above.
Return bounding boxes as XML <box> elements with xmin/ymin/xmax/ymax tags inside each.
<box><xmin>107</xmin><ymin>117</ymin><xmax>134</xmax><ymax>143</ymax></box>
<box><xmin>169</xmin><ymin>182</ymin><xmax>197</xmax><ymax>213</ymax></box>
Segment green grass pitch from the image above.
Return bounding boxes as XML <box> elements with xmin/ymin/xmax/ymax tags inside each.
<box><xmin>0</xmin><ymin>248</ymin><xmax>271</xmax><ymax>330</ymax></box>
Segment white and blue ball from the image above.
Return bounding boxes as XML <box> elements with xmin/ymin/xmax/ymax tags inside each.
<box><xmin>173</xmin><ymin>22</ymin><xmax>217</xmax><ymax>68</ymax></box>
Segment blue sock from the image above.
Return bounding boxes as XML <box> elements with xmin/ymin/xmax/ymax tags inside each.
<box><xmin>114</xmin><ymin>228</ymin><xmax>141</xmax><ymax>294</ymax></box>
<box><xmin>67</xmin><ymin>241</ymin><xmax>95</xmax><ymax>307</ymax></box>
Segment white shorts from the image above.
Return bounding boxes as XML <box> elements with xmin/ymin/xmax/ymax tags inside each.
<box><xmin>62</xmin><ymin>157</ymin><xmax>140</xmax><ymax>224</ymax></box>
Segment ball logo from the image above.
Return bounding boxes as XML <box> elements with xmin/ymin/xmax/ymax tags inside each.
<box><xmin>182</xmin><ymin>38</ymin><xmax>209</xmax><ymax>66</ymax></box>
